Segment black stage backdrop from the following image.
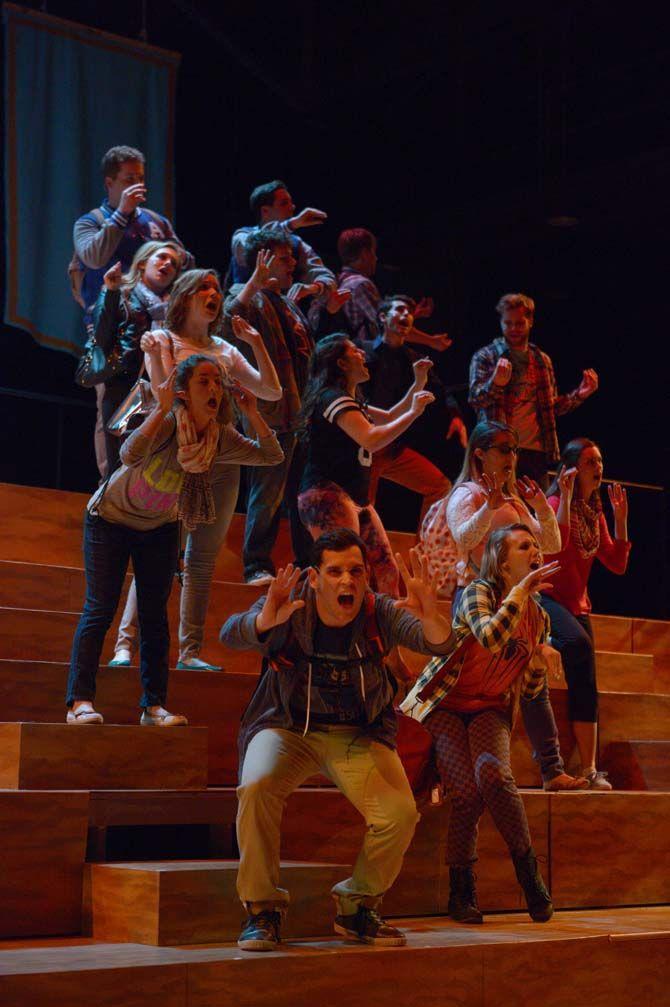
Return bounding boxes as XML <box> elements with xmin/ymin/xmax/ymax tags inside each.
<box><xmin>1</xmin><ymin>2</ymin><xmax>668</xmax><ymax>616</ymax></box>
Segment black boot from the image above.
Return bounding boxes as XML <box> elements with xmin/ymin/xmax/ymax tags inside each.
<box><xmin>448</xmin><ymin>865</ymin><xmax>483</xmax><ymax>924</ymax></box>
<box><xmin>512</xmin><ymin>848</ymin><xmax>553</xmax><ymax>922</ymax></box>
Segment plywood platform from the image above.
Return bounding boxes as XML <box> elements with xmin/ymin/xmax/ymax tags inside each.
<box><xmin>85</xmin><ymin>859</ymin><xmax>350</xmax><ymax>945</ymax></box>
<box><xmin>1</xmin><ymin>907</ymin><xmax>669</xmax><ymax>1007</ymax></box>
<box><xmin>0</xmin><ymin>723</ymin><xmax>208</xmax><ymax>790</ymax></box>
<box><xmin>0</xmin><ymin>791</ymin><xmax>89</xmax><ymax>937</ymax></box>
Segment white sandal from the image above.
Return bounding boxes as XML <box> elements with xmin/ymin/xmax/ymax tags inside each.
<box><xmin>66</xmin><ymin>704</ymin><xmax>104</xmax><ymax>725</ymax></box>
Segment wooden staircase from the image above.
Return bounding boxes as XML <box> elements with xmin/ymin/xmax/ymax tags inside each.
<box><xmin>0</xmin><ymin>481</ymin><xmax>668</xmax><ymax>1007</ymax></box>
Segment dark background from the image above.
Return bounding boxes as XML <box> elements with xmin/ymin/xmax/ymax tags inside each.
<box><xmin>1</xmin><ymin>1</ymin><xmax>668</xmax><ymax>616</ymax></box>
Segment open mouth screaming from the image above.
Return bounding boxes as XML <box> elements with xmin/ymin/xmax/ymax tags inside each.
<box><xmin>337</xmin><ymin>592</ymin><xmax>355</xmax><ymax>610</ymax></box>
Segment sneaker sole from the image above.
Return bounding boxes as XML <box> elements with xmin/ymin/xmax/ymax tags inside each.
<box><xmin>237</xmin><ymin>938</ymin><xmax>278</xmax><ymax>951</ymax></box>
<box><xmin>333</xmin><ymin>922</ymin><xmax>406</xmax><ymax>946</ymax></box>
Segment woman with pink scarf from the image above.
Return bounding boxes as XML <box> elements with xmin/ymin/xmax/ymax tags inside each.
<box><xmin>65</xmin><ymin>353</ymin><xmax>283</xmax><ymax>726</ymax></box>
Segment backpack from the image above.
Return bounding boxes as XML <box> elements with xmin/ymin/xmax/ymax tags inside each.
<box><xmin>68</xmin><ymin>206</ymin><xmax>167</xmax><ymax>307</ymax></box>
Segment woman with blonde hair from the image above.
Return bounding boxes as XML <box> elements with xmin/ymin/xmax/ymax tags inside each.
<box><xmin>402</xmin><ymin>526</ymin><xmax>560</xmax><ymax>924</ymax></box>
<box><xmin>110</xmin><ymin>264</ymin><xmax>283</xmax><ymax>671</ymax></box>
<box><xmin>419</xmin><ymin>419</ymin><xmax>586</xmax><ymax>792</ymax></box>
<box><xmin>86</xmin><ymin>239</ymin><xmax>184</xmax><ymax>475</ymax></box>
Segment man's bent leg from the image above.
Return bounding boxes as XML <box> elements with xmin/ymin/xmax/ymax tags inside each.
<box><xmin>236</xmin><ymin>727</ymin><xmax>322</xmax><ymax>910</ymax></box>
<box><xmin>323</xmin><ymin>731</ymin><xmax>419</xmax><ymax>915</ymax></box>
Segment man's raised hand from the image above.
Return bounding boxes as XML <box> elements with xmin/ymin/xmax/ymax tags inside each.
<box><xmin>394</xmin><ymin>548</ymin><xmax>439</xmax><ymax>622</ymax></box>
<box><xmin>255</xmin><ymin>565</ymin><xmax>306</xmax><ymax>635</ymax></box>
<box><xmin>119</xmin><ymin>183</ymin><xmax>147</xmax><ymax>216</ymax></box>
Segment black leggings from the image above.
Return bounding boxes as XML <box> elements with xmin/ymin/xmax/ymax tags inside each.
<box><xmin>540</xmin><ymin>595</ymin><xmax>597</xmax><ymax>722</ymax></box>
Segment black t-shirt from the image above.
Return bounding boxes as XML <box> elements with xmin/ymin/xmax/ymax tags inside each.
<box><xmin>290</xmin><ymin>618</ymin><xmax>366</xmax><ymax>725</ymax></box>
<box><xmin>300</xmin><ymin>387</ymin><xmax>372</xmax><ymax>506</ymax></box>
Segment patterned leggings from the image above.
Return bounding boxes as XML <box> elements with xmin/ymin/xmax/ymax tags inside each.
<box><xmin>298</xmin><ymin>481</ymin><xmax>399</xmax><ymax>597</ymax></box>
<box><xmin>425</xmin><ymin>707</ymin><xmax>530</xmax><ymax>865</ymax></box>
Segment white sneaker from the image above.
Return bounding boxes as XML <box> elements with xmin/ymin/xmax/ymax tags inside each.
<box><xmin>108</xmin><ymin>649</ymin><xmax>132</xmax><ymax>667</ymax></box>
<box><xmin>245</xmin><ymin>571</ymin><xmax>274</xmax><ymax>586</ymax></box>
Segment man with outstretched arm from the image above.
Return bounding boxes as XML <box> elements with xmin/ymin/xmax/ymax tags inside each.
<box><xmin>220</xmin><ymin>528</ymin><xmax>453</xmax><ymax>951</ymax></box>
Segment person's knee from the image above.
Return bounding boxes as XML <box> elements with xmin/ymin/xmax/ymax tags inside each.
<box><xmin>448</xmin><ymin>780</ymin><xmax>481</xmax><ymax>811</ymax></box>
<box><xmin>375</xmin><ymin>793</ymin><xmax>420</xmax><ymax>839</ymax></box>
<box><xmin>474</xmin><ymin>752</ymin><xmax>513</xmax><ymax>795</ymax></box>
<box><xmin>560</xmin><ymin>631</ymin><xmax>593</xmax><ymax>668</ymax></box>
<box><xmin>237</xmin><ymin>772</ymin><xmax>288</xmax><ymax>810</ymax></box>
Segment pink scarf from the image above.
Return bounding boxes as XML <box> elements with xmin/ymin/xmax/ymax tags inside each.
<box><xmin>174</xmin><ymin>405</ymin><xmax>219</xmax><ymax>530</ymax></box>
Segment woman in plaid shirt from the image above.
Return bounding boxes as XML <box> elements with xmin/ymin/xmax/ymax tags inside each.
<box><xmin>401</xmin><ymin>523</ymin><xmax>560</xmax><ymax>925</ymax></box>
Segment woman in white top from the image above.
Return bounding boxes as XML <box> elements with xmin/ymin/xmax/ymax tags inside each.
<box><xmin>422</xmin><ymin>419</ymin><xmax>587</xmax><ymax>792</ymax></box>
<box><xmin>110</xmin><ymin>266</ymin><xmax>282</xmax><ymax>671</ymax></box>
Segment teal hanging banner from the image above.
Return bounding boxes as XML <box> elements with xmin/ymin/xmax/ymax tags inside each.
<box><xmin>3</xmin><ymin>3</ymin><xmax>180</xmax><ymax>354</ymax></box>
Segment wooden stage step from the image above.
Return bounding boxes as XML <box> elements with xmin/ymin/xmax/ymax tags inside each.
<box><xmin>1</xmin><ymin>600</ymin><xmax>663</xmax><ymax>698</ymax></box>
<box><xmin>85</xmin><ymin>859</ymin><xmax>350</xmax><ymax>945</ymax></box>
<box><xmin>3</xmin><ymin>557</ymin><xmax>668</xmax><ymax>666</ymax></box>
<box><xmin>2</xmin><ymin>659</ymin><xmax>670</xmax><ymax>788</ymax></box>
<box><xmin>0</xmin><ymin>791</ymin><xmax>89</xmax><ymax>938</ymax></box>
<box><xmin>82</xmin><ymin>786</ymin><xmax>670</xmax><ymax>915</ymax></box>
<box><xmin>0</xmin><ymin>723</ymin><xmax>208</xmax><ymax>791</ymax></box>
<box><xmin>600</xmin><ymin>740</ymin><xmax>670</xmax><ymax>790</ymax></box>
<box><xmin>0</xmin><ymin>482</ymin><xmax>416</xmax><ymax>581</ymax></box>
<box><xmin>1</xmin><ymin>906</ymin><xmax>669</xmax><ymax>1007</ymax></box>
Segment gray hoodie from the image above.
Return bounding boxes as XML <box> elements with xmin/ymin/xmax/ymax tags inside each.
<box><xmin>220</xmin><ymin>577</ymin><xmax>454</xmax><ymax>769</ymax></box>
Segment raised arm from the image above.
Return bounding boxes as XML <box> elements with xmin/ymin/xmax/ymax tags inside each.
<box><xmin>141</xmin><ymin>329</ymin><xmax>173</xmax><ymax>397</ymax></box>
<box><xmin>468</xmin><ymin>345</ymin><xmax>509</xmax><ymax>411</ymax></box>
<box><xmin>226</xmin><ymin>316</ymin><xmax>282</xmax><ymax>401</ymax></box>
<box><xmin>336</xmin><ymin>390</ymin><xmax>434</xmax><ymax>453</ymax></box>
<box><xmin>460</xmin><ymin>562</ymin><xmax>560</xmax><ymax>652</ymax></box>
<box><xmin>515</xmin><ymin>477</ymin><xmax>562</xmax><ymax>554</ymax></box>
<box><xmin>119</xmin><ymin>372</ymin><xmax>176</xmax><ymax>467</ymax></box>
<box><xmin>91</xmin><ymin>264</ymin><xmax>124</xmax><ymax>353</ymax></box>
<box><xmin>365</xmin><ymin>357</ymin><xmax>433</xmax><ymax>423</ymax></box>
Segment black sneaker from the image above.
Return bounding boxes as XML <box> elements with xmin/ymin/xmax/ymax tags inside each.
<box><xmin>237</xmin><ymin>909</ymin><xmax>282</xmax><ymax>951</ymax></box>
<box><xmin>334</xmin><ymin>906</ymin><xmax>406</xmax><ymax>946</ymax></box>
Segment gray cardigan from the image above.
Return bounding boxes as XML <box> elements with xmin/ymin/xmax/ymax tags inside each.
<box><xmin>220</xmin><ymin>577</ymin><xmax>454</xmax><ymax>767</ymax></box>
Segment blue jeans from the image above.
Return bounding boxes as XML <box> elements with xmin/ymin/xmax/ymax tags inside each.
<box><xmin>540</xmin><ymin>595</ymin><xmax>597</xmax><ymax>722</ymax></box>
<box><xmin>243</xmin><ymin>431</ymin><xmax>312</xmax><ymax>579</ymax></box>
<box><xmin>453</xmin><ymin>586</ymin><xmax>564</xmax><ymax>782</ymax></box>
<box><xmin>66</xmin><ymin>512</ymin><xmax>178</xmax><ymax>709</ymax></box>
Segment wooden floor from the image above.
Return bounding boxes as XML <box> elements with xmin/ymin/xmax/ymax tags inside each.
<box><xmin>0</xmin><ymin>481</ymin><xmax>669</xmax><ymax>1007</ymax></box>
<box><xmin>1</xmin><ymin>907</ymin><xmax>669</xmax><ymax>1006</ymax></box>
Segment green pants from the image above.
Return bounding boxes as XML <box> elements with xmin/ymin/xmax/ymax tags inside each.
<box><xmin>236</xmin><ymin>726</ymin><xmax>420</xmax><ymax>915</ymax></box>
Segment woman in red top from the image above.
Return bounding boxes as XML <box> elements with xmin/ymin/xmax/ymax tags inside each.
<box><xmin>542</xmin><ymin>438</ymin><xmax>631</xmax><ymax>790</ymax></box>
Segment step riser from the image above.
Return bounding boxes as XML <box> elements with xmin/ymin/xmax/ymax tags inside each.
<box><xmin>0</xmin><ymin>484</ymin><xmax>415</xmax><ymax>580</ymax></box>
<box><xmin>601</xmin><ymin>741</ymin><xmax>670</xmax><ymax>790</ymax></box>
<box><xmin>2</xmin><ymin>605</ymin><xmax>664</xmax><ymax>699</ymax></box>
<box><xmin>0</xmin><ymin>792</ymin><xmax>89</xmax><ymax>937</ymax></box>
<box><xmin>3</xmin><ymin>662</ymin><xmax>670</xmax><ymax>788</ymax></box>
<box><xmin>86</xmin><ymin>861</ymin><xmax>349</xmax><ymax>944</ymax></box>
<box><xmin>0</xmin><ymin>723</ymin><xmax>208</xmax><ymax>791</ymax></box>
<box><xmin>2</xmin><ymin>922</ymin><xmax>669</xmax><ymax>1007</ymax></box>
